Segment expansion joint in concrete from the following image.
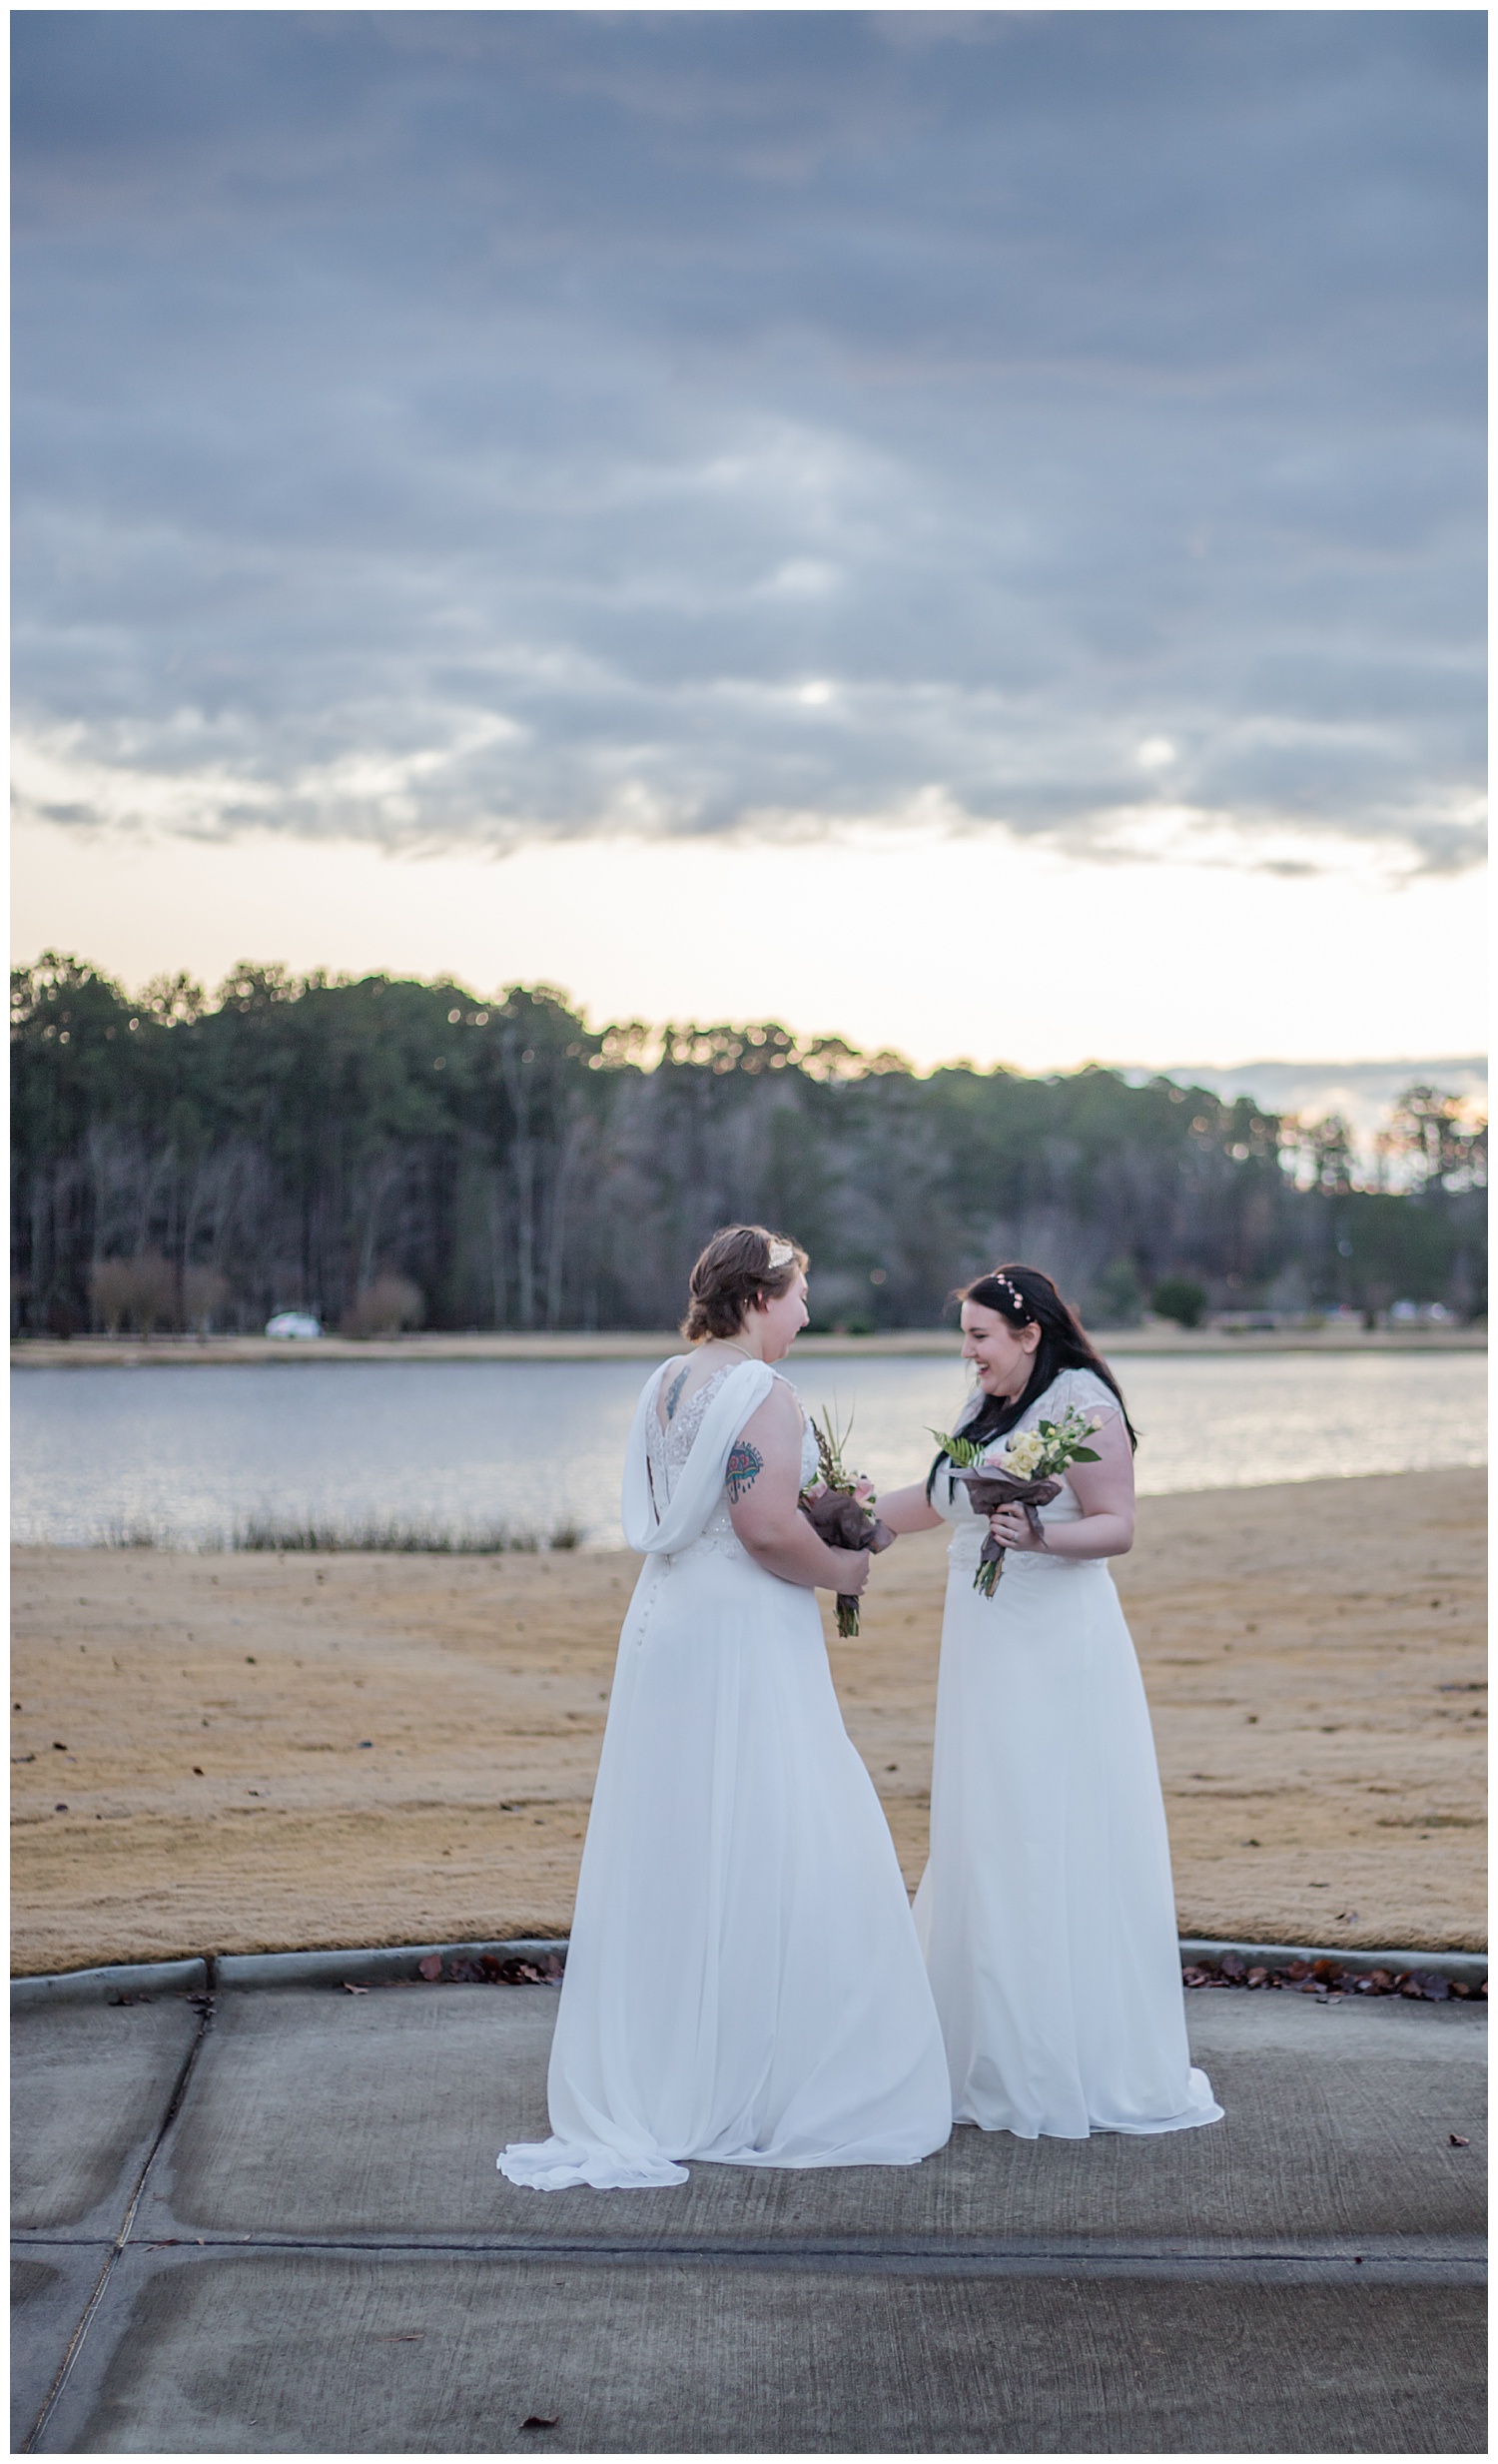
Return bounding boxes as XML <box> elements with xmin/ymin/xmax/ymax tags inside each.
<box><xmin>71</xmin><ymin>2229</ymin><xmax>1486</xmax><ymax>2287</ymax></box>
<box><xmin>20</xmin><ymin>1991</ymin><xmax>217</xmax><ymax>2452</ymax></box>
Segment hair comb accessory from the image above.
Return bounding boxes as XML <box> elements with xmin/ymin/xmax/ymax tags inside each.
<box><xmin>992</xmin><ymin>1271</ymin><xmax>1027</xmax><ymax>1312</ymax></box>
<box><xmin>765</xmin><ymin>1236</ymin><xmax>795</xmax><ymax>1269</ymax></box>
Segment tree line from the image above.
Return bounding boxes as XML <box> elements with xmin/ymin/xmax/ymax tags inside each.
<box><xmin>11</xmin><ymin>954</ymin><xmax>1487</xmax><ymax>1337</ymax></box>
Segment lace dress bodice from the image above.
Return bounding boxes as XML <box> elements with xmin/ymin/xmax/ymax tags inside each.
<box><xmin>931</xmin><ymin>1366</ymin><xmax>1123</xmax><ymax>1575</ymax></box>
<box><xmin>645</xmin><ymin>1362</ymin><xmax>816</xmax><ymax>1559</ymax></box>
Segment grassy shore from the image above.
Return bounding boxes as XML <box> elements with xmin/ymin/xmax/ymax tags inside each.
<box><xmin>10</xmin><ymin>1324</ymin><xmax>1485</xmax><ymax>1367</ymax></box>
<box><xmin>11</xmin><ymin>1469</ymin><xmax>1484</xmax><ymax>1974</ymax></box>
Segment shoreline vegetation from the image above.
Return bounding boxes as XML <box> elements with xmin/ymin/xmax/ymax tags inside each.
<box><xmin>100</xmin><ymin>1511</ymin><xmax>587</xmax><ymax>1555</ymax></box>
<box><xmin>14</xmin><ymin>959</ymin><xmax>1485</xmax><ymax>1347</ymax></box>
<box><xmin>11</xmin><ymin>1321</ymin><xmax>1486</xmax><ymax>1368</ymax></box>
<box><xmin>11</xmin><ymin>1470</ymin><xmax>1484</xmax><ymax>1974</ymax></box>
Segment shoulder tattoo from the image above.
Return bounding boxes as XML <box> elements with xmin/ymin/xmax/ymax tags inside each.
<box><xmin>725</xmin><ymin>1441</ymin><xmax>764</xmax><ymax>1502</ymax></box>
<box><xmin>663</xmin><ymin>1364</ymin><xmax>689</xmax><ymax>1422</ymax></box>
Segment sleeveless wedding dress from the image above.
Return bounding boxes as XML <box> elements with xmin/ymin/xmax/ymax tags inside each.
<box><xmin>915</xmin><ymin>1365</ymin><xmax>1221</xmax><ymax>2139</ymax></box>
<box><xmin>498</xmin><ymin>1356</ymin><xmax>952</xmax><ymax>2189</ymax></box>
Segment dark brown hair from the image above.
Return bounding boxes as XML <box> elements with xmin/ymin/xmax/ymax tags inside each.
<box><xmin>681</xmin><ymin>1225</ymin><xmax>808</xmax><ymax>1342</ymax></box>
<box><xmin>927</xmin><ymin>1260</ymin><xmax>1136</xmax><ymax>1495</ymax></box>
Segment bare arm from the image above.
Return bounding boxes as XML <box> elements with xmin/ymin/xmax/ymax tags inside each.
<box><xmin>989</xmin><ymin>1409</ymin><xmax>1135</xmax><ymax>1561</ymax></box>
<box><xmin>727</xmin><ymin>1385</ymin><xmax>872</xmax><ymax>1594</ymax></box>
<box><xmin>875</xmin><ymin>1479</ymin><xmax>944</xmax><ymax>1536</ymax></box>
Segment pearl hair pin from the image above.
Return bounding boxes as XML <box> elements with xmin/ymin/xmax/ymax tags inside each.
<box><xmin>766</xmin><ymin>1237</ymin><xmax>795</xmax><ymax>1268</ymax></box>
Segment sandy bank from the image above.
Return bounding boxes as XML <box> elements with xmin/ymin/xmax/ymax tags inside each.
<box><xmin>11</xmin><ymin>1324</ymin><xmax>1484</xmax><ymax>1367</ymax></box>
<box><xmin>11</xmin><ymin>1469</ymin><xmax>1484</xmax><ymax>1974</ymax></box>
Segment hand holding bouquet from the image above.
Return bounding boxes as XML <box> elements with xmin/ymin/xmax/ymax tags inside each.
<box><xmin>930</xmin><ymin>1406</ymin><xmax>1101</xmax><ymax>1596</ymax></box>
<box><xmin>798</xmin><ymin>1407</ymin><xmax>894</xmax><ymax>1636</ymax></box>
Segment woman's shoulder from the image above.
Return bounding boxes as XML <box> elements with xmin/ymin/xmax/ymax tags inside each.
<box><xmin>732</xmin><ymin>1369</ymin><xmax>803</xmax><ymax>1452</ymax></box>
<box><xmin>1043</xmin><ymin>1363</ymin><xmax>1121</xmax><ymax>1416</ymax></box>
<box><xmin>761</xmin><ymin>1367</ymin><xmax>805</xmax><ymax>1416</ymax></box>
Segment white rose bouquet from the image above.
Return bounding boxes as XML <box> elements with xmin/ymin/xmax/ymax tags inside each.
<box><xmin>930</xmin><ymin>1404</ymin><xmax>1102</xmax><ymax>1595</ymax></box>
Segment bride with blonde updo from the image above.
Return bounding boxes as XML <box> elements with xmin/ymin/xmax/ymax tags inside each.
<box><xmin>499</xmin><ymin>1225</ymin><xmax>950</xmax><ymax>2191</ymax></box>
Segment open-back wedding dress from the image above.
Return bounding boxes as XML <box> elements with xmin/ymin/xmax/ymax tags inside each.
<box><xmin>498</xmin><ymin>1356</ymin><xmax>952</xmax><ymax>2189</ymax></box>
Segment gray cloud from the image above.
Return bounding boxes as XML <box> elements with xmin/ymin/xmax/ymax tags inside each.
<box><xmin>12</xmin><ymin>11</ymin><xmax>1486</xmax><ymax>873</ymax></box>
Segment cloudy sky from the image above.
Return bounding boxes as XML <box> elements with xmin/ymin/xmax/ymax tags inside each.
<box><xmin>11</xmin><ymin>9</ymin><xmax>1487</xmax><ymax>1071</ymax></box>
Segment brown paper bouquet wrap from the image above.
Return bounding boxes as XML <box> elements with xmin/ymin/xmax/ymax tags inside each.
<box><xmin>797</xmin><ymin>1408</ymin><xmax>892</xmax><ymax>1636</ymax></box>
<box><xmin>932</xmin><ymin>1404</ymin><xmax>1102</xmax><ymax>1597</ymax></box>
<box><xmin>950</xmin><ymin>1468</ymin><xmax>1063</xmax><ymax>1594</ymax></box>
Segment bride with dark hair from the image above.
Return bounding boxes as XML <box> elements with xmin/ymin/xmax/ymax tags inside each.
<box><xmin>879</xmin><ymin>1263</ymin><xmax>1221</xmax><ymax>2140</ymax></box>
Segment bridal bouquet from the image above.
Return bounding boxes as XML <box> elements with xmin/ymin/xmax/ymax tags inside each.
<box><xmin>798</xmin><ymin>1407</ymin><xmax>894</xmax><ymax>1637</ymax></box>
<box><xmin>930</xmin><ymin>1405</ymin><xmax>1102</xmax><ymax>1596</ymax></box>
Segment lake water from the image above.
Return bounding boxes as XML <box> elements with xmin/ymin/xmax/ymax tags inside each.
<box><xmin>10</xmin><ymin>1349</ymin><xmax>1486</xmax><ymax>1549</ymax></box>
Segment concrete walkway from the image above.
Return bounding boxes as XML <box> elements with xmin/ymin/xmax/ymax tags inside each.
<box><xmin>13</xmin><ymin>1984</ymin><xmax>1485</xmax><ymax>2453</ymax></box>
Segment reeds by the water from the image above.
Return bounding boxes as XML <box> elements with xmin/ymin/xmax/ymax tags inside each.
<box><xmin>98</xmin><ymin>1512</ymin><xmax>585</xmax><ymax>1554</ymax></box>
<box><xmin>233</xmin><ymin>1511</ymin><xmax>584</xmax><ymax>1554</ymax></box>
<box><xmin>101</xmin><ymin>1518</ymin><xmax>173</xmax><ymax>1549</ymax></box>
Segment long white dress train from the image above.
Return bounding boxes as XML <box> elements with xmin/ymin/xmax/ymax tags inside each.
<box><xmin>498</xmin><ymin>1357</ymin><xmax>953</xmax><ymax>2189</ymax></box>
<box><xmin>914</xmin><ymin>1365</ymin><xmax>1221</xmax><ymax>2140</ymax></box>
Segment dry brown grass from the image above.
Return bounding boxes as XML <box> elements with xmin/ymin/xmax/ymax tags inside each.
<box><xmin>11</xmin><ymin>1469</ymin><xmax>1483</xmax><ymax>1973</ymax></box>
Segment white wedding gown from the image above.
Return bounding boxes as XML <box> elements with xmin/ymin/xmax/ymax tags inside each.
<box><xmin>498</xmin><ymin>1357</ymin><xmax>952</xmax><ymax>2189</ymax></box>
<box><xmin>914</xmin><ymin>1365</ymin><xmax>1222</xmax><ymax>2139</ymax></box>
